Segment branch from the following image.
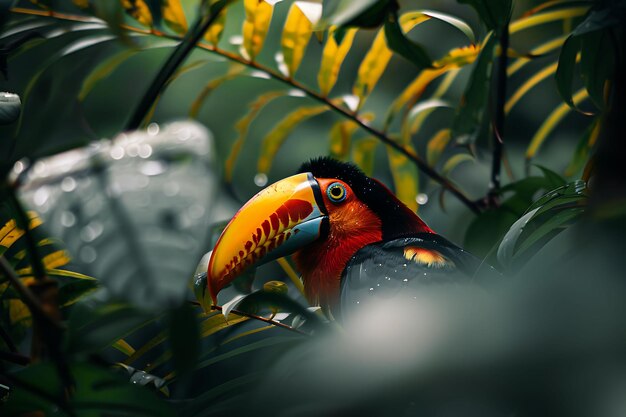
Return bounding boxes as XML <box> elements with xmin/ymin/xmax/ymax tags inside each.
<box><xmin>489</xmin><ymin>25</ymin><xmax>510</xmax><ymax>203</ymax></box>
<box><xmin>9</xmin><ymin>7</ymin><xmax>482</xmax><ymax>214</ymax></box>
<box><xmin>209</xmin><ymin>304</ymin><xmax>309</xmax><ymax>336</ymax></box>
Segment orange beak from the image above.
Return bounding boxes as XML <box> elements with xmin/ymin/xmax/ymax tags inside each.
<box><xmin>207</xmin><ymin>173</ymin><xmax>328</xmax><ymax>304</ymax></box>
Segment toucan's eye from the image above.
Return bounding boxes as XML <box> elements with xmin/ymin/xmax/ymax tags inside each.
<box><xmin>327</xmin><ymin>182</ymin><xmax>347</xmax><ymax>203</ymax></box>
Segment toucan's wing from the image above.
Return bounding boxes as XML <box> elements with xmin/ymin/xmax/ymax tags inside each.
<box><xmin>339</xmin><ymin>233</ymin><xmax>498</xmax><ymax>316</ymax></box>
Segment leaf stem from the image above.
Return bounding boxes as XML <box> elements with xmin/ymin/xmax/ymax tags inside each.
<box><xmin>489</xmin><ymin>25</ymin><xmax>510</xmax><ymax>203</ymax></box>
<box><xmin>10</xmin><ymin>6</ymin><xmax>481</xmax><ymax>214</ymax></box>
<box><xmin>209</xmin><ymin>304</ymin><xmax>309</xmax><ymax>336</ymax></box>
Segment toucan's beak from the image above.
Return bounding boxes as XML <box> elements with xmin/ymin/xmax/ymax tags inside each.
<box><xmin>208</xmin><ymin>173</ymin><xmax>328</xmax><ymax>304</ymax></box>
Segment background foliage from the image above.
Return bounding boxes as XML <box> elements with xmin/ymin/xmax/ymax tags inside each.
<box><xmin>0</xmin><ymin>0</ymin><xmax>625</xmax><ymax>415</ymax></box>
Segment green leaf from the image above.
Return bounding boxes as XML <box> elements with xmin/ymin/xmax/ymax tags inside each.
<box><xmin>5</xmin><ymin>362</ymin><xmax>175</xmax><ymax>417</ymax></box>
<box><xmin>421</xmin><ymin>10</ymin><xmax>476</xmax><ymax>44</ymax></box>
<box><xmin>555</xmin><ymin>34</ymin><xmax>582</xmax><ymax>111</ymax></box>
<box><xmin>65</xmin><ymin>299</ymin><xmax>154</xmax><ymax>354</ymax></box>
<box><xmin>321</xmin><ymin>0</ymin><xmax>393</xmax><ymax>28</ymax></box>
<box><xmin>383</xmin><ymin>11</ymin><xmax>433</xmax><ymax>69</ymax></box>
<box><xmin>459</xmin><ymin>0</ymin><xmax>512</xmax><ymax>32</ymax></box>
<box><xmin>497</xmin><ymin>181</ymin><xmax>587</xmax><ymax>269</ymax></box>
<box><xmin>464</xmin><ymin>208</ymin><xmax>519</xmax><ymax>259</ymax></box>
<box><xmin>533</xmin><ymin>164</ymin><xmax>567</xmax><ymax>189</ymax></box>
<box><xmin>452</xmin><ymin>32</ymin><xmax>497</xmax><ymax>145</ymax></box>
<box><xmin>57</xmin><ymin>279</ymin><xmax>99</xmax><ymax>307</ymax></box>
<box><xmin>257</xmin><ymin>106</ymin><xmax>328</xmax><ymax>175</ymax></box>
<box><xmin>580</xmin><ymin>29</ymin><xmax>613</xmax><ymax>110</ymax></box>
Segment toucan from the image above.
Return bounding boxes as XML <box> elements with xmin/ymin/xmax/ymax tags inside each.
<box><xmin>208</xmin><ymin>157</ymin><xmax>491</xmax><ymax>317</ymax></box>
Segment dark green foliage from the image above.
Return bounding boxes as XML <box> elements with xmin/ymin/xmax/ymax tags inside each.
<box><xmin>0</xmin><ymin>0</ymin><xmax>624</xmax><ymax>416</ymax></box>
<box><xmin>383</xmin><ymin>9</ymin><xmax>433</xmax><ymax>69</ymax></box>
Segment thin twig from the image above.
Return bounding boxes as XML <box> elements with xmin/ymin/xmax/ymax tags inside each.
<box><xmin>209</xmin><ymin>305</ymin><xmax>309</xmax><ymax>336</ymax></box>
<box><xmin>489</xmin><ymin>25</ymin><xmax>510</xmax><ymax>203</ymax></box>
<box><xmin>10</xmin><ymin>7</ymin><xmax>482</xmax><ymax>214</ymax></box>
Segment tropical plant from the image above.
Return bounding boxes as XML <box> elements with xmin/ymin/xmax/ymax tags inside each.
<box><xmin>0</xmin><ymin>0</ymin><xmax>624</xmax><ymax>415</ymax></box>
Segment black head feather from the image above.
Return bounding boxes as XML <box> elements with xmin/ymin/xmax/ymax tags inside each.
<box><xmin>298</xmin><ymin>157</ymin><xmax>429</xmax><ymax>239</ymax></box>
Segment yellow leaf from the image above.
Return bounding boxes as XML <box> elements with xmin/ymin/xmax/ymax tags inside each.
<box><xmin>507</xmin><ymin>36</ymin><xmax>566</xmax><ymax>76</ymax></box>
<box><xmin>353</xmin><ymin>13</ymin><xmax>430</xmax><ymax>109</ymax></box>
<box><xmin>387</xmin><ymin>145</ymin><xmax>419</xmax><ymax>212</ymax></box>
<box><xmin>9</xmin><ymin>299</ymin><xmax>31</xmax><ymax>324</ymax></box>
<box><xmin>426</xmin><ymin>129</ymin><xmax>452</xmax><ymax>166</ymax></box>
<box><xmin>318</xmin><ymin>27</ymin><xmax>357</xmax><ymax>97</ymax></box>
<box><xmin>281</xmin><ymin>3</ymin><xmax>314</xmax><ymax>77</ymax></box>
<box><xmin>329</xmin><ymin>113</ymin><xmax>373</xmax><ymax>160</ymax></box>
<box><xmin>526</xmin><ymin>89</ymin><xmax>588</xmax><ymax>160</ymax></box>
<box><xmin>506</xmin><ymin>62</ymin><xmax>558</xmax><ymax>114</ymax></box>
<box><xmin>204</xmin><ymin>7</ymin><xmax>227</xmax><ymax>45</ymax></box>
<box><xmin>442</xmin><ymin>154</ymin><xmax>474</xmax><ymax>177</ymax></box>
<box><xmin>509</xmin><ymin>7</ymin><xmax>589</xmax><ymax>34</ymax></box>
<box><xmin>47</xmin><ymin>268</ymin><xmax>96</xmax><ymax>280</ymax></box>
<box><xmin>389</xmin><ymin>44</ymin><xmax>478</xmax><ymax>123</ymax></box>
<box><xmin>121</xmin><ymin>0</ymin><xmax>153</xmax><ymax>27</ymax></box>
<box><xmin>112</xmin><ymin>339</ymin><xmax>136</xmax><ymax>356</ymax></box>
<box><xmin>0</xmin><ymin>219</ymin><xmax>20</xmax><ymax>249</ymax></box>
<box><xmin>329</xmin><ymin>120</ymin><xmax>359</xmax><ymax>160</ymax></box>
<box><xmin>242</xmin><ymin>0</ymin><xmax>274</xmax><ymax>61</ymax></box>
<box><xmin>225</xmin><ymin>91</ymin><xmax>285</xmax><ymax>182</ymax></box>
<box><xmin>162</xmin><ymin>0</ymin><xmax>188</xmax><ymax>34</ymax></box>
<box><xmin>43</xmin><ymin>250</ymin><xmax>72</xmax><ymax>270</ymax></box>
<box><xmin>352</xmin><ymin>137</ymin><xmax>378</xmax><ymax>176</ymax></box>
<box><xmin>257</xmin><ymin>106</ymin><xmax>328</xmax><ymax>174</ymax></box>
<box><xmin>190</xmin><ymin>65</ymin><xmax>246</xmax><ymax>118</ymax></box>
<box><xmin>0</xmin><ymin>212</ymin><xmax>42</xmax><ymax>250</ymax></box>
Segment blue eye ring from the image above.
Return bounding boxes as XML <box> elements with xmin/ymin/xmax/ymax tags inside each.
<box><xmin>327</xmin><ymin>182</ymin><xmax>347</xmax><ymax>203</ymax></box>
